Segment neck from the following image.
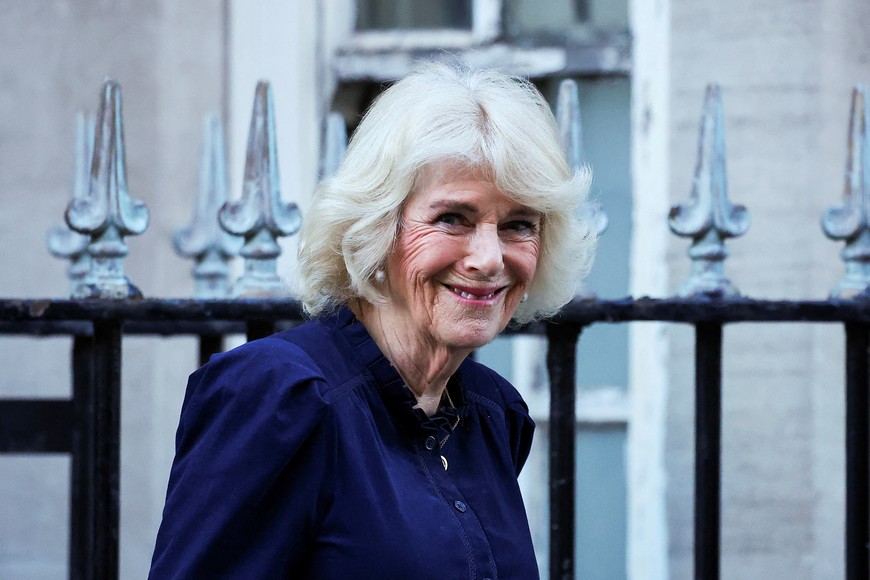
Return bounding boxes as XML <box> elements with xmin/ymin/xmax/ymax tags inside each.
<box><xmin>353</xmin><ymin>301</ymin><xmax>470</xmax><ymax>416</ymax></box>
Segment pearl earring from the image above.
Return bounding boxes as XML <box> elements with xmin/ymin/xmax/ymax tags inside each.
<box><xmin>521</xmin><ymin>292</ymin><xmax>528</xmax><ymax>303</ymax></box>
<box><xmin>374</xmin><ymin>270</ymin><xmax>386</xmax><ymax>284</ymax></box>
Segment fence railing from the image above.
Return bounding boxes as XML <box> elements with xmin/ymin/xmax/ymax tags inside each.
<box><xmin>1</xmin><ymin>298</ymin><xmax>869</xmax><ymax>580</ymax></box>
<box><xmin>3</xmin><ymin>76</ymin><xmax>870</xmax><ymax>580</ymax></box>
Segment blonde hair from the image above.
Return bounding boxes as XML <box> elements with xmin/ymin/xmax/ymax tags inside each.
<box><xmin>296</xmin><ymin>62</ymin><xmax>596</xmax><ymax>323</ymax></box>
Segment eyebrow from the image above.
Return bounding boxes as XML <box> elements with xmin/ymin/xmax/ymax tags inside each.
<box><xmin>428</xmin><ymin>200</ymin><xmax>541</xmax><ymax>220</ymax></box>
<box><xmin>428</xmin><ymin>200</ymin><xmax>478</xmax><ymax>214</ymax></box>
<box><xmin>507</xmin><ymin>208</ymin><xmax>543</xmax><ymax>220</ymax></box>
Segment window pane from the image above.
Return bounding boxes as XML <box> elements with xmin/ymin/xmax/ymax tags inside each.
<box><xmin>587</xmin><ymin>0</ymin><xmax>628</xmax><ymax>30</ymax></box>
<box><xmin>509</xmin><ymin>0</ymin><xmax>587</xmax><ymax>34</ymax></box>
<box><xmin>537</xmin><ymin>76</ymin><xmax>632</xmax><ymax>390</ymax></box>
<box><xmin>356</xmin><ymin>0</ymin><xmax>472</xmax><ymax>30</ymax></box>
<box><xmin>573</xmin><ymin>77</ymin><xmax>631</xmax><ymax>390</ymax></box>
<box><xmin>508</xmin><ymin>0</ymin><xmax>627</xmax><ymax>35</ymax></box>
<box><xmin>576</xmin><ymin>426</ymin><xmax>628</xmax><ymax>580</ymax></box>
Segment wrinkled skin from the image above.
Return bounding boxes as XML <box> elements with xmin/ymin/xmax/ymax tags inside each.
<box><xmin>358</xmin><ymin>162</ymin><xmax>541</xmax><ymax>414</ymax></box>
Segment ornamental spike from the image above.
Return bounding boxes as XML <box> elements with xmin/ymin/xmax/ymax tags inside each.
<box><xmin>557</xmin><ymin>79</ymin><xmax>587</xmax><ymax>173</ymax></box>
<box><xmin>64</xmin><ymin>80</ymin><xmax>150</xmax><ymax>298</ymax></box>
<box><xmin>821</xmin><ymin>86</ymin><xmax>870</xmax><ymax>297</ymax></box>
<box><xmin>47</xmin><ymin>112</ymin><xmax>94</xmax><ymax>293</ymax></box>
<box><xmin>320</xmin><ymin>112</ymin><xmax>348</xmax><ymax>179</ymax></box>
<box><xmin>668</xmin><ymin>84</ymin><xmax>749</xmax><ymax>297</ymax></box>
<box><xmin>556</xmin><ymin>79</ymin><xmax>606</xmax><ymax>298</ymax></box>
<box><xmin>219</xmin><ymin>81</ymin><xmax>301</xmax><ymax>298</ymax></box>
<box><xmin>173</xmin><ymin>114</ymin><xmax>241</xmax><ymax>298</ymax></box>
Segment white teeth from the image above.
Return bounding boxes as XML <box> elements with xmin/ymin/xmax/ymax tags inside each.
<box><xmin>453</xmin><ymin>288</ymin><xmax>496</xmax><ymax>300</ymax></box>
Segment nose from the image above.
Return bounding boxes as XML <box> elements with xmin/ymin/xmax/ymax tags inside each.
<box><xmin>464</xmin><ymin>227</ymin><xmax>504</xmax><ymax>276</ymax></box>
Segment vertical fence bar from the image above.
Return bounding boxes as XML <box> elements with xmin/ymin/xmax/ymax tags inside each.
<box><xmin>198</xmin><ymin>334</ymin><xmax>224</xmax><ymax>367</ymax></box>
<box><xmin>92</xmin><ymin>320</ymin><xmax>122</xmax><ymax>579</ymax></box>
<box><xmin>70</xmin><ymin>333</ymin><xmax>94</xmax><ymax>580</ymax></box>
<box><xmin>246</xmin><ymin>319</ymin><xmax>275</xmax><ymax>343</ymax></box>
<box><xmin>694</xmin><ymin>322</ymin><xmax>723</xmax><ymax>580</ymax></box>
<box><xmin>547</xmin><ymin>323</ymin><xmax>582</xmax><ymax>580</ymax></box>
<box><xmin>845</xmin><ymin>322</ymin><xmax>869</xmax><ymax>580</ymax></box>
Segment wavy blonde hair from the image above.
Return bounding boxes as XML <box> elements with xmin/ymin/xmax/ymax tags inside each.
<box><xmin>296</xmin><ymin>62</ymin><xmax>596</xmax><ymax>323</ymax></box>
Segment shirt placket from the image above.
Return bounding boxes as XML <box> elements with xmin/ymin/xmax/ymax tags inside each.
<box><xmin>418</xmin><ymin>431</ymin><xmax>498</xmax><ymax>580</ymax></box>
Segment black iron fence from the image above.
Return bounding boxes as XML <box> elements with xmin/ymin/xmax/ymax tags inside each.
<box><xmin>1</xmin><ymin>298</ymin><xmax>868</xmax><ymax>579</ymax></box>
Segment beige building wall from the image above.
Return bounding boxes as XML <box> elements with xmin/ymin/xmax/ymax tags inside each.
<box><xmin>660</xmin><ymin>0</ymin><xmax>870</xmax><ymax>578</ymax></box>
<box><xmin>0</xmin><ymin>2</ymin><xmax>225</xmax><ymax>578</ymax></box>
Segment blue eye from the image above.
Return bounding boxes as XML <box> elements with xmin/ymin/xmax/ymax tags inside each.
<box><xmin>504</xmin><ymin>220</ymin><xmax>538</xmax><ymax>234</ymax></box>
<box><xmin>436</xmin><ymin>213</ymin><xmax>464</xmax><ymax>226</ymax></box>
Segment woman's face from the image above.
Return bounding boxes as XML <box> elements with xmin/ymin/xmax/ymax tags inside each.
<box><xmin>383</xmin><ymin>164</ymin><xmax>541</xmax><ymax>351</ymax></box>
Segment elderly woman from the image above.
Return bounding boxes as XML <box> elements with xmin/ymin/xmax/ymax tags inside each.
<box><xmin>149</xmin><ymin>63</ymin><xmax>594</xmax><ymax>579</ymax></box>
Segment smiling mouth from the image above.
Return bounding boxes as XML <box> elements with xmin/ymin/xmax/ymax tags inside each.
<box><xmin>445</xmin><ymin>285</ymin><xmax>505</xmax><ymax>301</ymax></box>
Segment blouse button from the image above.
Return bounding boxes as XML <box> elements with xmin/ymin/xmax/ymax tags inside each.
<box><xmin>453</xmin><ymin>500</ymin><xmax>467</xmax><ymax>513</ymax></box>
<box><xmin>424</xmin><ymin>436</ymin><xmax>436</xmax><ymax>450</ymax></box>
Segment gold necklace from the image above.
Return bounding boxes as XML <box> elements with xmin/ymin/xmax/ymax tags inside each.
<box><xmin>439</xmin><ymin>388</ymin><xmax>461</xmax><ymax>471</ymax></box>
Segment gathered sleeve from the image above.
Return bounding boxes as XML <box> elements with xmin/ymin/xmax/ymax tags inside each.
<box><xmin>505</xmin><ymin>397</ymin><xmax>535</xmax><ymax>476</ymax></box>
<box><xmin>475</xmin><ymin>364</ymin><xmax>536</xmax><ymax>477</ymax></box>
<box><xmin>149</xmin><ymin>338</ymin><xmax>334</xmax><ymax>579</ymax></box>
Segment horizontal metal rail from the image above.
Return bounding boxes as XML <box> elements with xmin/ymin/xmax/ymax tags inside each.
<box><xmin>0</xmin><ymin>399</ymin><xmax>74</xmax><ymax>452</ymax></box>
<box><xmin>1</xmin><ymin>296</ymin><xmax>870</xmax><ymax>324</ymax></box>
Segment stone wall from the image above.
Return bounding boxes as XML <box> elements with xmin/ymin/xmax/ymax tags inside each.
<box><xmin>0</xmin><ymin>2</ymin><xmax>225</xmax><ymax>577</ymax></box>
<box><xmin>664</xmin><ymin>0</ymin><xmax>870</xmax><ymax>578</ymax></box>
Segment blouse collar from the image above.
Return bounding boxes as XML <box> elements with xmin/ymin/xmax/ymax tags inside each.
<box><xmin>331</xmin><ymin>307</ymin><xmax>468</xmax><ymax>438</ymax></box>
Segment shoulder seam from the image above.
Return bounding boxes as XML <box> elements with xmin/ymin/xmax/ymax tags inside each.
<box><xmin>466</xmin><ymin>391</ymin><xmax>506</xmax><ymax>416</ymax></box>
<box><xmin>263</xmin><ymin>335</ymin><xmax>367</xmax><ymax>406</ymax></box>
<box><xmin>322</xmin><ymin>373</ymin><xmax>369</xmax><ymax>405</ymax></box>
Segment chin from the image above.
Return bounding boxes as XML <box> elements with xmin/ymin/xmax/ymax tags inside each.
<box><xmin>439</xmin><ymin>324</ymin><xmax>503</xmax><ymax>351</ymax></box>
<box><xmin>429</xmin><ymin>302</ymin><xmax>517</xmax><ymax>351</ymax></box>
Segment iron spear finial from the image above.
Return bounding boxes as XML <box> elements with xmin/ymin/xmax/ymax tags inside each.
<box><xmin>174</xmin><ymin>114</ymin><xmax>241</xmax><ymax>298</ymax></box>
<box><xmin>669</xmin><ymin>84</ymin><xmax>749</xmax><ymax>297</ymax></box>
<box><xmin>320</xmin><ymin>111</ymin><xmax>348</xmax><ymax>180</ymax></box>
<box><xmin>219</xmin><ymin>81</ymin><xmax>301</xmax><ymax>298</ymax></box>
<box><xmin>47</xmin><ymin>112</ymin><xmax>95</xmax><ymax>294</ymax></box>
<box><xmin>556</xmin><ymin>79</ymin><xmax>606</xmax><ymax>299</ymax></box>
<box><xmin>822</xmin><ymin>85</ymin><xmax>870</xmax><ymax>298</ymax></box>
<box><xmin>65</xmin><ymin>80</ymin><xmax>149</xmax><ymax>299</ymax></box>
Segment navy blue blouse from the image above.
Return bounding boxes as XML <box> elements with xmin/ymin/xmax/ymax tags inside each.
<box><xmin>149</xmin><ymin>308</ymin><xmax>539</xmax><ymax>579</ymax></box>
